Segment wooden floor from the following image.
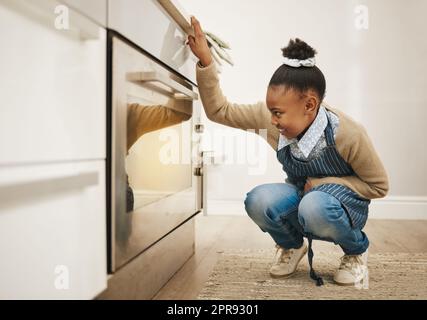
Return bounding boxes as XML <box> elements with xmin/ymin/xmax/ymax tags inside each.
<box><xmin>153</xmin><ymin>215</ymin><xmax>427</xmax><ymax>300</ymax></box>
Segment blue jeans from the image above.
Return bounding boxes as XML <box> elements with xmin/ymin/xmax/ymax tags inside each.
<box><xmin>244</xmin><ymin>183</ymin><xmax>369</xmax><ymax>255</ymax></box>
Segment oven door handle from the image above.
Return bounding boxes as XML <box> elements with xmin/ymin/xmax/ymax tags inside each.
<box><xmin>128</xmin><ymin>71</ymin><xmax>198</xmax><ymax>100</ymax></box>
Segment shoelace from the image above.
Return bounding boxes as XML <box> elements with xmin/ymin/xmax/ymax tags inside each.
<box><xmin>274</xmin><ymin>240</ymin><xmax>324</xmax><ymax>287</ymax></box>
<box><xmin>274</xmin><ymin>245</ymin><xmax>293</xmax><ymax>264</ymax></box>
<box><xmin>339</xmin><ymin>255</ymin><xmax>364</xmax><ymax>272</ymax></box>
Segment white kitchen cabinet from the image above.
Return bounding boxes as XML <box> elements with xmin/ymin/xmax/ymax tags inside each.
<box><xmin>0</xmin><ymin>0</ymin><xmax>107</xmax><ymax>300</ymax></box>
<box><xmin>0</xmin><ymin>161</ymin><xmax>107</xmax><ymax>299</ymax></box>
<box><xmin>60</xmin><ymin>0</ymin><xmax>107</xmax><ymax>27</ymax></box>
<box><xmin>108</xmin><ymin>0</ymin><xmax>197</xmax><ymax>84</ymax></box>
<box><xmin>0</xmin><ymin>0</ymin><xmax>106</xmax><ymax>165</ymax></box>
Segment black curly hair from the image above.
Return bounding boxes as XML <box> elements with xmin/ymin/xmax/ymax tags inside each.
<box><xmin>269</xmin><ymin>38</ymin><xmax>326</xmax><ymax>103</ymax></box>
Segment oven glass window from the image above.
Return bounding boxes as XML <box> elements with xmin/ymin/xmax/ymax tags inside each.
<box><xmin>125</xmin><ymin>96</ymin><xmax>192</xmax><ymax>212</ymax></box>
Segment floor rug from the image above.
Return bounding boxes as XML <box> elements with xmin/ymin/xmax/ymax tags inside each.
<box><xmin>197</xmin><ymin>249</ymin><xmax>427</xmax><ymax>300</ymax></box>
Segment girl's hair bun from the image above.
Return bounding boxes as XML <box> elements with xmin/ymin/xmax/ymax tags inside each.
<box><xmin>281</xmin><ymin>38</ymin><xmax>317</xmax><ymax>60</ymax></box>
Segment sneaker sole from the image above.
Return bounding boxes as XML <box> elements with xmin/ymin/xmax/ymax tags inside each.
<box><xmin>269</xmin><ymin>246</ymin><xmax>308</xmax><ymax>279</ymax></box>
<box><xmin>334</xmin><ymin>274</ymin><xmax>369</xmax><ymax>287</ymax></box>
<box><xmin>333</xmin><ymin>279</ymin><xmax>357</xmax><ymax>286</ymax></box>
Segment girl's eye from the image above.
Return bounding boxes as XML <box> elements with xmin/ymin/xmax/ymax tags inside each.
<box><xmin>274</xmin><ymin>112</ymin><xmax>282</xmax><ymax>117</ymax></box>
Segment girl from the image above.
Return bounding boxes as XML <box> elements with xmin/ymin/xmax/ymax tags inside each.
<box><xmin>187</xmin><ymin>17</ymin><xmax>389</xmax><ymax>286</ymax></box>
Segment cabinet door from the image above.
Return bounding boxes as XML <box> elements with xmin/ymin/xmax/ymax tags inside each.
<box><xmin>60</xmin><ymin>0</ymin><xmax>107</xmax><ymax>27</ymax></box>
<box><xmin>0</xmin><ymin>161</ymin><xmax>107</xmax><ymax>299</ymax></box>
<box><xmin>108</xmin><ymin>0</ymin><xmax>196</xmax><ymax>84</ymax></box>
<box><xmin>0</xmin><ymin>0</ymin><xmax>106</xmax><ymax>165</ymax></box>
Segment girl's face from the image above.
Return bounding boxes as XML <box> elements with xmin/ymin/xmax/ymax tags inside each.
<box><xmin>266</xmin><ymin>85</ymin><xmax>319</xmax><ymax>139</ymax></box>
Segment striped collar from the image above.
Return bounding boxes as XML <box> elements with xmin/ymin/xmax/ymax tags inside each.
<box><xmin>277</xmin><ymin>105</ymin><xmax>328</xmax><ymax>157</ymax></box>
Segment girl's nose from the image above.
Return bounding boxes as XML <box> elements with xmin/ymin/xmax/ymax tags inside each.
<box><xmin>271</xmin><ymin>116</ymin><xmax>278</xmax><ymax>127</ymax></box>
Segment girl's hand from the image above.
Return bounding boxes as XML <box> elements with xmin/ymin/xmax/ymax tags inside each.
<box><xmin>304</xmin><ymin>180</ymin><xmax>313</xmax><ymax>194</ymax></box>
<box><xmin>187</xmin><ymin>16</ymin><xmax>213</xmax><ymax>67</ymax></box>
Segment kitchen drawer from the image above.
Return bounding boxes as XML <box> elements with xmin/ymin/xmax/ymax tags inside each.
<box><xmin>0</xmin><ymin>160</ymin><xmax>107</xmax><ymax>299</ymax></box>
<box><xmin>108</xmin><ymin>0</ymin><xmax>197</xmax><ymax>84</ymax></box>
<box><xmin>60</xmin><ymin>0</ymin><xmax>107</xmax><ymax>27</ymax></box>
<box><xmin>0</xmin><ymin>0</ymin><xmax>106</xmax><ymax>165</ymax></box>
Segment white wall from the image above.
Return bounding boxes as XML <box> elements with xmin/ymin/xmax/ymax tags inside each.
<box><xmin>181</xmin><ymin>0</ymin><xmax>427</xmax><ymax>217</ymax></box>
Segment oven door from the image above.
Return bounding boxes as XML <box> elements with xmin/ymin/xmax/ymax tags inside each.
<box><xmin>109</xmin><ymin>34</ymin><xmax>199</xmax><ymax>272</ymax></box>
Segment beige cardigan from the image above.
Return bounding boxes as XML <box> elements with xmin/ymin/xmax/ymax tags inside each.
<box><xmin>196</xmin><ymin>62</ymin><xmax>389</xmax><ymax>200</ymax></box>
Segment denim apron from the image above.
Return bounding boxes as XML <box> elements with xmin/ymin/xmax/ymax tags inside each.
<box><xmin>276</xmin><ymin>112</ymin><xmax>370</xmax><ymax>285</ymax></box>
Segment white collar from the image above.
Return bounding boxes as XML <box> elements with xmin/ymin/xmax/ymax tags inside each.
<box><xmin>277</xmin><ymin>106</ymin><xmax>328</xmax><ymax>158</ymax></box>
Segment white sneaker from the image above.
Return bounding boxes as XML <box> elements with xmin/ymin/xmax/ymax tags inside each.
<box><xmin>269</xmin><ymin>242</ymin><xmax>308</xmax><ymax>278</ymax></box>
<box><xmin>334</xmin><ymin>250</ymin><xmax>369</xmax><ymax>288</ymax></box>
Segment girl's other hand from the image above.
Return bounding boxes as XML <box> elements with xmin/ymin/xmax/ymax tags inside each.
<box><xmin>304</xmin><ymin>180</ymin><xmax>313</xmax><ymax>194</ymax></box>
<box><xmin>187</xmin><ymin>16</ymin><xmax>213</xmax><ymax>67</ymax></box>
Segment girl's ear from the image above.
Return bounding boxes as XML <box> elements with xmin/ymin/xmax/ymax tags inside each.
<box><xmin>304</xmin><ymin>93</ymin><xmax>319</xmax><ymax>115</ymax></box>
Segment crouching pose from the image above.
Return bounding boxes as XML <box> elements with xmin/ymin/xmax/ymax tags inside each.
<box><xmin>188</xmin><ymin>17</ymin><xmax>389</xmax><ymax>286</ymax></box>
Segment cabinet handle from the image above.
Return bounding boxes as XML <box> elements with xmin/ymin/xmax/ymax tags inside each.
<box><xmin>158</xmin><ymin>0</ymin><xmax>194</xmax><ymax>37</ymax></box>
<box><xmin>128</xmin><ymin>71</ymin><xmax>198</xmax><ymax>101</ymax></box>
<box><xmin>0</xmin><ymin>171</ymin><xmax>99</xmax><ymax>191</ymax></box>
<box><xmin>0</xmin><ymin>170</ymin><xmax>99</xmax><ymax>208</ymax></box>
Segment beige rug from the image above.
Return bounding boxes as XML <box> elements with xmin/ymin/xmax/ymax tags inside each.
<box><xmin>197</xmin><ymin>249</ymin><xmax>427</xmax><ymax>300</ymax></box>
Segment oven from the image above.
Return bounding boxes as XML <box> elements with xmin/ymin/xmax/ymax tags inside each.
<box><xmin>107</xmin><ymin>32</ymin><xmax>202</xmax><ymax>273</ymax></box>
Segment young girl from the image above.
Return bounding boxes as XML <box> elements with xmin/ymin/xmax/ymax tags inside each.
<box><xmin>187</xmin><ymin>17</ymin><xmax>389</xmax><ymax>286</ymax></box>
